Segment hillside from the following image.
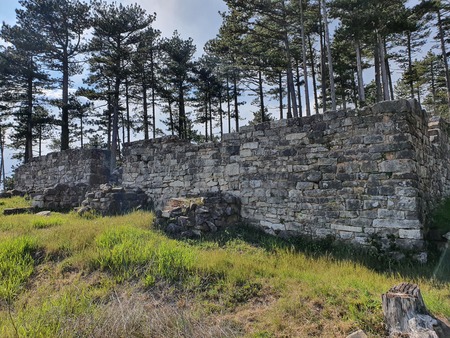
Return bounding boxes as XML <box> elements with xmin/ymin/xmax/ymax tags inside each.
<box><xmin>0</xmin><ymin>197</ymin><xmax>449</xmax><ymax>337</ymax></box>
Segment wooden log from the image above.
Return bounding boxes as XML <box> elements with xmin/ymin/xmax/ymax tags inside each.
<box><xmin>382</xmin><ymin>282</ymin><xmax>450</xmax><ymax>337</ymax></box>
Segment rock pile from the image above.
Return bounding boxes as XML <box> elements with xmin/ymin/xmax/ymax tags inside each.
<box><xmin>155</xmin><ymin>193</ymin><xmax>241</xmax><ymax>238</ymax></box>
<box><xmin>79</xmin><ymin>184</ymin><xmax>148</xmax><ymax>216</ymax></box>
<box><xmin>31</xmin><ymin>183</ymin><xmax>89</xmax><ymax>211</ymax></box>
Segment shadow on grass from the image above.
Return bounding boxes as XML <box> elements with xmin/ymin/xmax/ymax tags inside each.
<box><xmin>182</xmin><ymin>223</ymin><xmax>450</xmax><ymax>284</ymax></box>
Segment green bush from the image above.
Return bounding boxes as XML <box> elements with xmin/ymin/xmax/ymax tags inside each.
<box><xmin>430</xmin><ymin>198</ymin><xmax>450</xmax><ymax>235</ymax></box>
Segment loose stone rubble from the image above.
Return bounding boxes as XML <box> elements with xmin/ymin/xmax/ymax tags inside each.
<box><xmin>154</xmin><ymin>193</ymin><xmax>241</xmax><ymax>238</ymax></box>
<box><xmin>79</xmin><ymin>184</ymin><xmax>149</xmax><ymax>216</ymax></box>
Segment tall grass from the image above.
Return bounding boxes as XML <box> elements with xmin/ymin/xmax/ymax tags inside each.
<box><xmin>0</xmin><ymin>237</ymin><xmax>37</xmax><ymax>302</ymax></box>
<box><xmin>0</xmin><ymin>197</ymin><xmax>448</xmax><ymax>337</ymax></box>
<box><xmin>94</xmin><ymin>226</ymin><xmax>195</xmax><ymax>284</ymax></box>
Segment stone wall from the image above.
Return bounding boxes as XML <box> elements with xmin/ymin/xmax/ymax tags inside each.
<box><xmin>13</xmin><ymin>99</ymin><xmax>450</xmax><ymax>249</ymax></box>
<box><xmin>15</xmin><ymin>149</ymin><xmax>111</xmax><ymax>192</ymax></box>
<box><xmin>122</xmin><ymin>99</ymin><xmax>450</xmax><ymax>248</ymax></box>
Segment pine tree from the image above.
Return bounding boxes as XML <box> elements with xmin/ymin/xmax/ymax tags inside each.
<box><xmin>160</xmin><ymin>32</ymin><xmax>196</xmax><ymax>140</ymax></box>
<box><xmin>89</xmin><ymin>1</ymin><xmax>153</xmax><ymax>169</ymax></box>
<box><xmin>16</xmin><ymin>0</ymin><xmax>91</xmax><ymax>151</ymax></box>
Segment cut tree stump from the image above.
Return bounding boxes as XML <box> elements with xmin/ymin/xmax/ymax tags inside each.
<box><xmin>382</xmin><ymin>282</ymin><xmax>450</xmax><ymax>338</ymax></box>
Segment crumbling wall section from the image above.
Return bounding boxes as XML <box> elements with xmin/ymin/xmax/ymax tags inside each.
<box><xmin>14</xmin><ymin>149</ymin><xmax>111</xmax><ymax>192</ymax></box>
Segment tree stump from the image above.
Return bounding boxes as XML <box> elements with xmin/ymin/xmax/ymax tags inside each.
<box><xmin>382</xmin><ymin>282</ymin><xmax>450</xmax><ymax>338</ymax></box>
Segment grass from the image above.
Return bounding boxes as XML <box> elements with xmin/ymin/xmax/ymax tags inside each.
<box><xmin>0</xmin><ymin>196</ymin><xmax>449</xmax><ymax>337</ymax></box>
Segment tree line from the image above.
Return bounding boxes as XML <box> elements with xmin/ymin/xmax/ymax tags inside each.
<box><xmin>0</xmin><ymin>0</ymin><xmax>449</xmax><ymax>175</ymax></box>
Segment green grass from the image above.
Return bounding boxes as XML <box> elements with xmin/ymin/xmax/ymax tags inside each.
<box><xmin>0</xmin><ymin>196</ymin><xmax>448</xmax><ymax>337</ymax></box>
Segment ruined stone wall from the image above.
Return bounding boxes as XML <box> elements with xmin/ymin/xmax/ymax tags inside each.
<box><xmin>15</xmin><ymin>149</ymin><xmax>111</xmax><ymax>192</ymax></box>
<box><xmin>13</xmin><ymin>99</ymin><xmax>450</xmax><ymax>248</ymax></box>
<box><xmin>122</xmin><ymin>99</ymin><xmax>450</xmax><ymax>248</ymax></box>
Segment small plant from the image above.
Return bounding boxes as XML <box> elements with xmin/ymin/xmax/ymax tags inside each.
<box><xmin>32</xmin><ymin>217</ymin><xmax>64</xmax><ymax>229</ymax></box>
<box><xmin>94</xmin><ymin>226</ymin><xmax>195</xmax><ymax>283</ymax></box>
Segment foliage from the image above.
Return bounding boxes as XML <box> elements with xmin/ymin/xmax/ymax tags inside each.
<box><xmin>429</xmin><ymin>197</ymin><xmax>450</xmax><ymax>235</ymax></box>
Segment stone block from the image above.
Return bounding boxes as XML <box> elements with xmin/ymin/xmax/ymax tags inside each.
<box><xmin>398</xmin><ymin>229</ymin><xmax>422</xmax><ymax>240</ymax></box>
<box><xmin>331</xmin><ymin>224</ymin><xmax>363</xmax><ymax>233</ymax></box>
<box><xmin>379</xmin><ymin>159</ymin><xmax>416</xmax><ymax>173</ymax></box>
<box><xmin>373</xmin><ymin>219</ymin><xmax>421</xmax><ymax>229</ymax></box>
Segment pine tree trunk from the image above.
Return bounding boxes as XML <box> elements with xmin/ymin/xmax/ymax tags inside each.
<box><xmin>61</xmin><ymin>54</ymin><xmax>70</xmax><ymax>151</ymax></box>
<box><xmin>25</xmin><ymin>69</ymin><xmax>33</xmax><ymax>163</ymax></box>
<box><xmin>407</xmin><ymin>32</ymin><xmax>414</xmax><ymax>99</ymax></box>
<box><xmin>258</xmin><ymin>69</ymin><xmax>265</xmax><ymax>122</ymax></box>
<box><xmin>219</xmin><ymin>94</ymin><xmax>223</xmax><ymax>139</ymax></box>
<box><xmin>319</xmin><ymin>13</ymin><xmax>327</xmax><ymax>112</ymax></box>
<box><xmin>209</xmin><ymin>95</ymin><xmax>213</xmax><ymax>140</ymax></box>
<box><xmin>279</xmin><ymin>72</ymin><xmax>284</xmax><ymax>119</ymax></box>
<box><xmin>355</xmin><ymin>40</ymin><xmax>365</xmax><ymax>106</ymax></box>
<box><xmin>437</xmin><ymin>8</ymin><xmax>450</xmax><ymax>111</ymax></box>
<box><xmin>142</xmin><ymin>81</ymin><xmax>149</xmax><ymax>140</ymax></box>
<box><xmin>308</xmin><ymin>35</ymin><xmax>319</xmax><ymax>115</ymax></box>
<box><xmin>300</xmin><ymin>0</ymin><xmax>311</xmax><ymax>116</ymax></box>
<box><xmin>321</xmin><ymin>0</ymin><xmax>336</xmax><ymax>111</ymax></box>
<box><xmin>378</xmin><ymin>34</ymin><xmax>390</xmax><ymax>101</ymax></box>
<box><xmin>296</xmin><ymin>65</ymin><xmax>303</xmax><ymax>117</ymax></box>
<box><xmin>111</xmin><ymin>77</ymin><xmax>120</xmax><ymax>170</ymax></box>
<box><xmin>150</xmin><ymin>50</ymin><xmax>157</xmax><ymax>139</ymax></box>
<box><xmin>227</xmin><ymin>76</ymin><xmax>232</xmax><ymax>133</ymax></box>
<box><xmin>374</xmin><ymin>43</ymin><xmax>382</xmax><ymax>102</ymax></box>
<box><xmin>123</xmin><ymin>78</ymin><xmax>130</xmax><ymax>143</ymax></box>
<box><xmin>233</xmin><ymin>75</ymin><xmax>239</xmax><ymax>132</ymax></box>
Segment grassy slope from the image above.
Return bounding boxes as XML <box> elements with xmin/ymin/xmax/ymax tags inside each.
<box><xmin>0</xmin><ymin>197</ymin><xmax>449</xmax><ymax>337</ymax></box>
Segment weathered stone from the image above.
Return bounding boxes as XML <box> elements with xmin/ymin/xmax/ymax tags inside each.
<box><xmin>12</xmin><ymin>99</ymin><xmax>450</xmax><ymax>255</ymax></box>
<box><xmin>36</xmin><ymin>211</ymin><xmax>52</xmax><ymax>216</ymax></box>
<box><xmin>346</xmin><ymin>330</ymin><xmax>368</xmax><ymax>338</ymax></box>
<box><xmin>382</xmin><ymin>283</ymin><xmax>450</xmax><ymax>338</ymax></box>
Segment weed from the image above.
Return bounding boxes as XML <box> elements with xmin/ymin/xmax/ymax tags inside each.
<box><xmin>0</xmin><ymin>237</ymin><xmax>37</xmax><ymax>302</ymax></box>
<box><xmin>94</xmin><ymin>226</ymin><xmax>195</xmax><ymax>283</ymax></box>
<box><xmin>32</xmin><ymin>217</ymin><xmax>64</xmax><ymax>229</ymax></box>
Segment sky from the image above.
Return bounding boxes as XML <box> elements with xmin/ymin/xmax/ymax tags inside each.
<box><xmin>0</xmin><ymin>0</ymin><xmax>228</xmax><ymax>180</ymax></box>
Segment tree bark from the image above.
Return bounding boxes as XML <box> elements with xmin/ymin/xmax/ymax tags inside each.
<box><xmin>25</xmin><ymin>66</ymin><xmax>33</xmax><ymax>163</ymax></box>
<box><xmin>258</xmin><ymin>69</ymin><xmax>265</xmax><ymax>122</ymax></box>
<box><xmin>378</xmin><ymin>33</ymin><xmax>390</xmax><ymax>101</ymax></box>
<box><xmin>382</xmin><ymin>283</ymin><xmax>450</xmax><ymax>338</ymax></box>
<box><xmin>355</xmin><ymin>40</ymin><xmax>365</xmax><ymax>106</ymax></box>
<box><xmin>279</xmin><ymin>71</ymin><xmax>284</xmax><ymax>119</ymax></box>
<box><xmin>321</xmin><ymin>0</ymin><xmax>336</xmax><ymax>111</ymax></box>
<box><xmin>299</xmin><ymin>0</ymin><xmax>311</xmax><ymax>116</ymax></box>
<box><xmin>308</xmin><ymin>35</ymin><xmax>319</xmax><ymax>115</ymax></box>
<box><xmin>437</xmin><ymin>8</ymin><xmax>450</xmax><ymax>111</ymax></box>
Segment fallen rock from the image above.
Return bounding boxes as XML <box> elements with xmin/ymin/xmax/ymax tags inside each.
<box><xmin>3</xmin><ymin>207</ymin><xmax>35</xmax><ymax>215</ymax></box>
<box><xmin>36</xmin><ymin>211</ymin><xmax>52</xmax><ymax>216</ymax></box>
<box><xmin>155</xmin><ymin>193</ymin><xmax>241</xmax><ymax>238</ymax></box>
<box><xmin>346</xmin><ymin>330</ymin><xmax>367</xmax><ymax>338</ymax></box>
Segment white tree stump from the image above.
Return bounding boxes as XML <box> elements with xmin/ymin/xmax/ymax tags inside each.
<box><xmin>382</xmin><ymin>283</ymin><xmax>450</xmax><ymax>338</ymax></box>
